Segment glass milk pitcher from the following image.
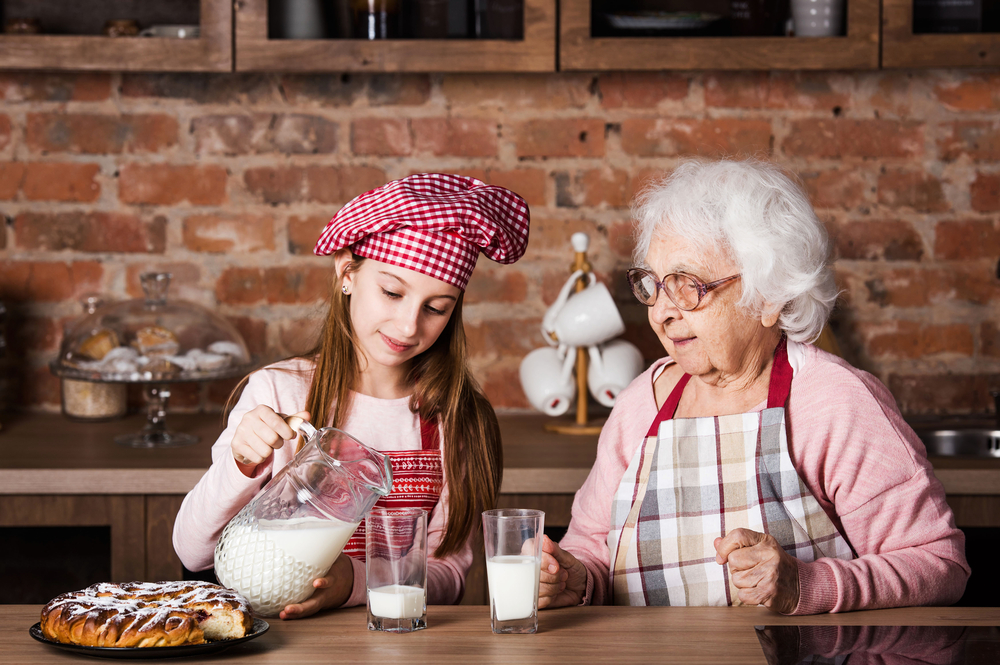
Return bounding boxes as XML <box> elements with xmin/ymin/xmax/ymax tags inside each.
<box><xmin>215</xmin><ymin>420</ymin><xmax>393</xmax><ymax>616</ymax></box>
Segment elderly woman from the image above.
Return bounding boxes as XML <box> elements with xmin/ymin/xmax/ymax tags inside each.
<box><xmin>539</xmin><ymin>159</ymin><xmax>969</xmax><ymax>614</ymax></box>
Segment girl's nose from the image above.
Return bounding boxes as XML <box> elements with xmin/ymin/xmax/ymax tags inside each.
<box><xmin>396</xmin><ymin>305</ymin><xmax>420</xmax><ymax>337</ymax></box>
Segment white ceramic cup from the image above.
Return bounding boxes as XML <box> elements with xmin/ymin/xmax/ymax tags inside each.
<box><xmin>541</xmin><ymin>270</ymin><xmax>590</xmax><ymax>347</ymax></box>
<box><xmin>519</xmin><ymin>346</ymin><xmax>575</xmax><ymax>416</ymax></box>
<box><xmin>587</xmin><ymin>340</ymin><xmax>645</xmax><ymax>408</ymax></box>
<box><xmin>791</xmin><ymin>0</ymin><xmax>844</xmax><ymax>37</ymax></box>
<box><xmin>139</xmin><ymin>24</ymin><xmax>200</xmax><ymax>39</ymax></box>
<box><xmin>549</xmin><ymin>280</ymin><xmax>626</xmax><ymax>349</ymax></box>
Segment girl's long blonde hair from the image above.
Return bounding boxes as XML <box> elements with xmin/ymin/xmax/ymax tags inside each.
<box><xmin>229</xmin><ymin>255</ymin><xmax>502</xmax><ymax>557</ymax></box>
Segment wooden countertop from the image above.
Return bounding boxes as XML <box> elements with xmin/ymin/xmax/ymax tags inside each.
<box><xmin>1</xmin><ymin>411</ymin><xmax>997</xmax><ymax>496</ymax></box>
<box><xmin>0</xmin><ymin>412</ymin><xmax>597</xmax><ymax>495</ymax></box>
<box><xmin>5</xmin><ymin>605</ymin><xmax>999</xmax><ymax>664</ymax></box>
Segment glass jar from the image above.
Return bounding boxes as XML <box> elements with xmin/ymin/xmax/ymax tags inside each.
<box><xmin>61</xmin><ymin>295</ymin><xmax>127</xmax><ymax>422</ymax></box>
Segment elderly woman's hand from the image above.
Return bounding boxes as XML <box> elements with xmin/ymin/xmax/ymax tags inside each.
<box><xmin>714</xmin><ymin>528</ymin><xmax>800</xmax><ymax>614</ymax></box>
<box><xmin>538</xmin><ymin>535</ymin><xmax>588</xmax><ymax>609</ymax></box>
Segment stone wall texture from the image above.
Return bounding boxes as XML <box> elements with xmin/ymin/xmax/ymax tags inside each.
<box><xmin>0</xmin><ymin>69</ymin><xmax>998</xmax><ymax>416</ymax></box>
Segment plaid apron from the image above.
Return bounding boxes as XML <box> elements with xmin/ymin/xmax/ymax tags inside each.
<box><xmin>609</xmin><ymin>338</ymin><xmax>854</xmax><ymax>606</ymax></box>
<box><xmin>342</xmin><ymin>416</ymin><xmax>443</xmax><ymax>561</ymax></box>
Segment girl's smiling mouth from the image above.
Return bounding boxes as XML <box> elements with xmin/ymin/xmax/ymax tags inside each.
<box><xmin>380</xmin><ymin>332</ymin><xmax>414</xmax><ymax>353</ymax></box>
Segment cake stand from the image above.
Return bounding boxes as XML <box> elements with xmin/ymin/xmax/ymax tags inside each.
<box><xmin>50</xmin><ymin>272</ymin><xmax>256</xmax><ymax>448</ymax></box>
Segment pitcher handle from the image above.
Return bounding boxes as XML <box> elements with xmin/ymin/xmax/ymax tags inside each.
<box><xmin>284</xmin><ymin>414</ymin><xmax>317</xmax><ymax>453</ymax></box>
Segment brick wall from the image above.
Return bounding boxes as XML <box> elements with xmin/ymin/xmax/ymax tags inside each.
<box><xmin>0</xmin><ymin>69</ymin><xmax>998</xmax><ymax>416</ymax></box>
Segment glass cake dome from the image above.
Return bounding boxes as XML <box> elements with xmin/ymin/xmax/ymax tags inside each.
<box><xmin>51</xmin><ymin>272</ymin><xmax>251</xmax><ymax>383</ymax></box>
<box><xmin>50</xmin><ymin>273</ymin><xmax>255</xmax><ymax>448</ymax></box>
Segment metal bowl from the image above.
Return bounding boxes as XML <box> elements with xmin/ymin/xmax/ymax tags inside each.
<box><xmin>916</xmin><ymin>429</ymin><xmax>1000</xmax><ymax>458</ymax></box>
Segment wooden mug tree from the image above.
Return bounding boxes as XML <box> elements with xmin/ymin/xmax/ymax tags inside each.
<box><xmin>544</xmin><ymin>233</ymin><xmax>605</xmax><ymax>436</ymax></box>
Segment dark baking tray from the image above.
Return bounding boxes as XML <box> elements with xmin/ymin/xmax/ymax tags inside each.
<box><xmin>29</xmin><ymin>618</ymin><xmax>268</xmax><ymax>659</ymax></box>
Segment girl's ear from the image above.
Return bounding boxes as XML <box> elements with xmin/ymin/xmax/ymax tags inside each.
<box><xmin>333</xmin><ymin>249</ymin><xmax>353</xmax><ymax>291</ymax></box>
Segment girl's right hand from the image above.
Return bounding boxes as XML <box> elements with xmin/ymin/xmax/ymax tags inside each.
<box><xmin>232</xmin><ymin>405</ymin><xmax>310</xmax><ymax>474</ymax></box>
<box><xmin>538</xmin><ymin>535</ymin><xmax>588</xmax><ymax>609</ymax></box>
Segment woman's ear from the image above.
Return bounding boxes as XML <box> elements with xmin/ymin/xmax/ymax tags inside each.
<box><xmin>761</xmin><ymin>304</ymin><xmax>781</xmax><ymax>329</ymax></box>
<box><xmin>333</xmin><ymin>249</ymin><xmax>353</xmax><ymax>292</ymax></box>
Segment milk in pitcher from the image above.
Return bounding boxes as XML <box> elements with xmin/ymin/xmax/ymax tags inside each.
<box><xmin>215</xmin><ymin>515</ymin><xmax>359</xmax><ymax>616</ymax></box>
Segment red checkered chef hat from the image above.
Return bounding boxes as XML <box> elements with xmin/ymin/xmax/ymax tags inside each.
<box><xmin>314</xmin><ymin>173</ymin><xmax>530</xmax><ymax>290</ymax></box>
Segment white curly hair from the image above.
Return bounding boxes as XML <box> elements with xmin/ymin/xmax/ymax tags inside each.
<box><xmin>631</xmin><ymin>159</ymin><xmax>838</xmax><ymax>343</ymax></box>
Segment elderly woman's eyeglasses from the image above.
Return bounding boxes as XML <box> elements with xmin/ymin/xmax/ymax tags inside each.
<box><xmin>626</xmin><ymin>268</ymin><xmax>740</xmax><ymax>311</ymax></box>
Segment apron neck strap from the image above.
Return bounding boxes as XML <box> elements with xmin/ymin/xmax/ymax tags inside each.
<box><xmin>419</xmin><ymin>414</ymin><xmax>440</xmax><ymax>451</ymax></box>
<box><xmin>645</xmin><ymin>335</ymin><xmax>792</xmax><ymax>438</ymax></box>
<box><xmin>766</xmin><ymin>335</ymin><xmax>792</xmax><ymax>410</ymax></box>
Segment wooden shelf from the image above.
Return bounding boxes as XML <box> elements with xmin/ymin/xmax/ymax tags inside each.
<box><xmin>234</xmin><ymin>0</ymin><xmax>556</xmax><ymax>73</ymax></box>
<box><xmin>882</xmin><ymin>0</ymin><xmax>1000</xmax><ymax>68</ymax></box>
<box><xmin>0</xmin><ymin>2</ymin><xmax>996</xmax><ymax>78</ymax></box>
<box><xmin>559</xmin><ymin>0</ymin><xmax>880</xmax><ymax>71</ymax></box>
<box><xmin>0</xmin><ymin>0</ymin><xmax>231</xmax><ymax>72</ymax></box>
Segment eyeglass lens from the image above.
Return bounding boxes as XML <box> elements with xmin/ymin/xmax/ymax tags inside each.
<box><xmin>630</xmin><ymin>271</ymin><xmax>700</xmax><ymax>310</ymax></box>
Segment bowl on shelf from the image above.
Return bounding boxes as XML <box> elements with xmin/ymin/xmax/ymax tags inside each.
<box><xmin>916</xmin><ymin>429</ymin><xmax>1000</xmax><ymax>459</ymax></box>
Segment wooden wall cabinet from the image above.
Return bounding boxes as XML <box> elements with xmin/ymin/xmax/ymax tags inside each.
<box><xmin>882</xmin><ymin>0</ymin><xmax>1000</xmax><ymax>68</ymax></box>
<box><xmin>560</xmin><ymin>0</ymin><xmax>880</xmax><ymax>71</ymax></box>
<box><xmin>234</xmin><ymin>0</ymin><xmax>555</xmax><ymax>72</ymax></box>
<box><xmin>0</xmin><ymin>3</ymin><xmax>997</xmax><ymax>83</ymax></box>
<box><xmin>0</xmin><ymin>0</ymin><xmax>231</xmax><ymax>72</ymax></box>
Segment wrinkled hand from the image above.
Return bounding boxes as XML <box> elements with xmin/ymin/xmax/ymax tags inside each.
<box><xmin>714</xmin><ymin>528</ymin><xmax>800</xmax><ymax>614</ymax></box>
<box><xmin>279</xmin><ymin>553</ymin><xmax>354</xmax><ymax>620</ymax></box>
<box><xmin>538</xmin><ymin>535</ymin><xmax>588</xmax><ymax>609</ymax></box>
<box><xmin>231</xmin><ymin>406</ymin><xmax>310</xmax><ymax>476</ymax></box>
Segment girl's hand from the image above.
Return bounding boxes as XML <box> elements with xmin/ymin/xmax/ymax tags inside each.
<box><xmin>538</xmin><ymin>535</ymin><xmax>588</xmax><ymax>609</ymax></box>
<box><xmin>278</xmin><ymin>553</ymin><xmax>355</xmax><ymax>620</ymax></box>
<box><xmin>232</xmin><ymin>406</ymin><xmax>310</xmax><ymax>475</ymax></box>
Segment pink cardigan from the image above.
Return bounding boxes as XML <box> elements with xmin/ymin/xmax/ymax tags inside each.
<box><xmin>560</xmin><ymin>341</ymin><xmax>970</xmax><ymax>614</ymax></box>
<box><xmin>172</xmin><ymin>358</ymin><xmax>472</xmax><ymax>608</ymax></box>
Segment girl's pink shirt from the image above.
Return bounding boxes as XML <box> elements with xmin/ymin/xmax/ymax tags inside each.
<box><xmin>172</xmin><ymin>358</ymin><xmax>472</xmax><ymax>607</ymax></box>
<box><xmin>560</xmin><ymin>341</ymin><xmax>970</xmax><ymax>614</ymax></box>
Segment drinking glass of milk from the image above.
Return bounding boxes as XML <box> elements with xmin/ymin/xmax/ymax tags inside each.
<box><xmin>482</xmin><ymin>508</ymin><xmax>545</xmax><ymax>634</ymax></box>
<box><xmin>366</xmin><ymin>507</ymin><xmax>428</xmax><ymax>632</ymax></box>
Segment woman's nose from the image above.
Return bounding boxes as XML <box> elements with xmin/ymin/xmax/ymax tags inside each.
<box><xmin>649</xmin><ymin>294</ymin><xmax>680</xmax><ymax>324</ymax></box>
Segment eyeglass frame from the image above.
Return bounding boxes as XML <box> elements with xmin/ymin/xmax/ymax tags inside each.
<box><xmin>626</xmin><ymin>267</ymin><xmax>741</xmax><ymax>311</ymax></box>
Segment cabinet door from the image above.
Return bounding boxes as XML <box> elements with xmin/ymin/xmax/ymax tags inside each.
<box><xmin>0</xmin><ymin>0</ymin><xmax>231</xmax><ymax>72</ymax></box>
<box><xmin>235</xmin><ymin>0</ymin><xmax>555</xmax><ymax>72</ymax></box>
<box><xmin>560</xmin><ymin>0</ymin><xmax>879</xmax><ymax>71</ymax></box>
<box><xmin>883</xmin><ymin>0</ymin><xmax>1000</xmax><ymax>68</ymax></box>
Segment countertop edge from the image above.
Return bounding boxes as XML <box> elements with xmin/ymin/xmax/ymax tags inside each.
<box><xmin>0</xmin><ymin>468</ymin><xmax>594</xmax><ymax>495</ymax></box>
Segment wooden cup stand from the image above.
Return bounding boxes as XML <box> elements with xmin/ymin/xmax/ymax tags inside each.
<box><xmin>543</xmin><ymin>235</ymin><xmax>606</xmax><ymax>436</ymax></box>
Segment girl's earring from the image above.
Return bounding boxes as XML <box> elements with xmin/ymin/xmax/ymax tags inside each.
<box><xmin>342</xmin><ymin>285</ymin><xmax>349</xmax><ymax>295</ymax></box>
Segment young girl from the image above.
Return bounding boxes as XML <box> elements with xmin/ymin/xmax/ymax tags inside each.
<box><xmin>173</xmin><ymin>173</ymin><xmax>530</xmax><ymax>619</ymax></box>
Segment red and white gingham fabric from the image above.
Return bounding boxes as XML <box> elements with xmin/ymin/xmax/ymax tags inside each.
<box><xmin>313</xmin><ymin>173</ymin><xmax>530</xmax><ymax>290</ymax></box>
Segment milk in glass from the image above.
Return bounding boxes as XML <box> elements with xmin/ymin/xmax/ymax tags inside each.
<box><xmin>486</xmin><ymin>555</ymin><xmax>540</xmax><ymax>621</ymax></box>
<box><xmin>368</xmin><ymin>584</ymin><xmax>426</xmax><ymax>619</ymax></box>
